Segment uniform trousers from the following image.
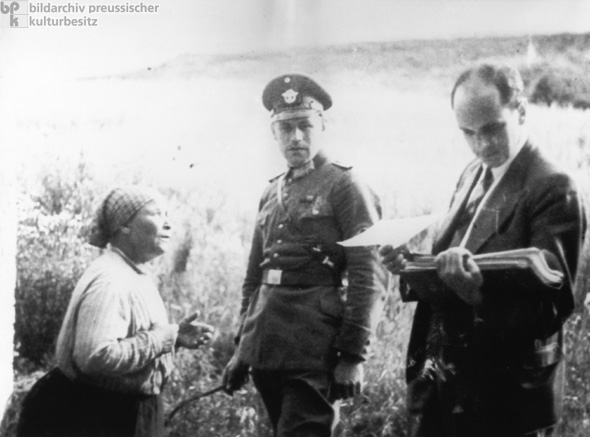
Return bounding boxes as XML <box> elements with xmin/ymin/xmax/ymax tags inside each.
<box><xmin>251</xmin><ymin>368</ymin><xmax>340</xmax><ymax>437</ymax></box>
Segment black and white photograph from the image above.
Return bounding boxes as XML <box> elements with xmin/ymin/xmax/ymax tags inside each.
<box><xmin>1</xmin><ymin>1</ymin><xmax>589</xmax><ymax>436</ymax></box>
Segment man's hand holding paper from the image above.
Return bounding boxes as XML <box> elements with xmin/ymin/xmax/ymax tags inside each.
<box><xmin>378</xmin><ymin>244</ymin><xmax>409</xmax><ymax>275</ymax></box>
<box><xmin>435</xmin><ymin>247</ymin><xmax>483</xmax><ymax>306</ymax></box>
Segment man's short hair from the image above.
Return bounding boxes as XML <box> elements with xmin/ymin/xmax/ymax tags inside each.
<box><xmin>451</xmin><ymin>64</ymin><xmax>524</xmax><ymax>109</ymax></box>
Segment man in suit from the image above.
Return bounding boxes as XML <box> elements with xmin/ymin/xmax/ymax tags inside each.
<box><xmin>380</xmin><ymin>64</ymin><xmax>586</xmax><ymax>436</ymax></box>
<box><xmin>222</xmin><ymin>74</ymin><xmax>386</xmax><ymax>436</ymax></box>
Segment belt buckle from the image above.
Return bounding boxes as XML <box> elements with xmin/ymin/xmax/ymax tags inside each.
<box><xmin>267</xmin><ymin>269</ymin><xmax>282</xmax><ymax>285</ymax></box>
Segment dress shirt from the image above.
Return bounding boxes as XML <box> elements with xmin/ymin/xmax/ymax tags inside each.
<box><xmin>460</xmin><ymin>137</ymin><xmax>526</xmax><ymax>246</ymax></box>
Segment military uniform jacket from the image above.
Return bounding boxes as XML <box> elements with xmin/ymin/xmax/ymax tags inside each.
<box><xmin>237</xmin><ymin>153</ymin><xmax>386</xmax><ymax>370</ymax></box>
<box><xmin>406</xmin><ymin>142</ymin><xmax>586</xmax><ymax>435</ymax></box>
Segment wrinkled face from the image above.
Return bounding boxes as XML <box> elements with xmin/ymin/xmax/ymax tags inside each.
<box><xmin>271</xmin><ymin>113</ymin><xmax>325</xmax><ymax>168</ymax></box>
<box><xmin>125</xmin><ymin>200</ymin><xmax>171</xmax><ymax>263</ymax></box>
<box><xmin>454</xmin><ymin>81</ymin><xmax>525</xmax><ymax>168</ymax></box>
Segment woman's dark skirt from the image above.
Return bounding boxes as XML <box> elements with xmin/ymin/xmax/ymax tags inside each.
<box><xmin>16</xmin><ymin>368</ymin><xmax>164</xmax><ymax>437</ymax></box>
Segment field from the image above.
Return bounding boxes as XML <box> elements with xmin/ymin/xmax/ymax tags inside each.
<box><xmin>2</xmin><ymin>33</ymin><xmax>590</xmax><ymax>436</ymax></box>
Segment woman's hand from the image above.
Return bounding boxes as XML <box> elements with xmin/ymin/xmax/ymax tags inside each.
<box><xmin>175</xmin><ymin>312</ymin><xmax>215</xmax><ymax>350</ymax></box>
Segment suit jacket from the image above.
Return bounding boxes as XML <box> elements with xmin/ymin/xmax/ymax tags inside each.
<box><xmin>406</xmin><ymin>142</ymin><xmax>586</xmax><ymax>435</ymax></box>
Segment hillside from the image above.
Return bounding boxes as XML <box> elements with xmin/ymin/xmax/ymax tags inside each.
<box><xmin>120</xmin><ymin>32</ymin><xmax>590</xmax><ymax>106</ymax></box>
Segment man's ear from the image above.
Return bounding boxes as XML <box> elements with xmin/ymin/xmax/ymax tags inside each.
<box><xmin>270</xmin><ymin>122</ymin><xmax>278</xmax><ymax>140</ymax></box>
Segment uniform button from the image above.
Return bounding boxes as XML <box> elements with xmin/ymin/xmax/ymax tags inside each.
<box><xmin>273</xmin><ymin>253</ymin><xmax>279</xmax><ymax>258</ymax></box>
<box><xmin>277</xmin><ymin>239</ymin><xmax>283</xmax><ymax>244</ymax></box>
<box><xmin>278</xmin><ymin>224</ymin><xmax>284</xmax><ymax>229</ymax></box>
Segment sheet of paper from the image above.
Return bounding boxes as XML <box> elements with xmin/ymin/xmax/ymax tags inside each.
<box><xmin>338</xmin><ymin>213</ymin><xmax>442</xmax><ymax>247</ymax></box>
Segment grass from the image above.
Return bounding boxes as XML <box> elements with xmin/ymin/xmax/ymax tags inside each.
<box><xmin>3</xmin><ymin>32</ymin><xmax>590</xmax><ymax>436</ymax></box>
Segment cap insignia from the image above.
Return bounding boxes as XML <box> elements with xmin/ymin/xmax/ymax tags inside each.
<box><xmin>282</xmin><ymin>89</ymin><xmax>298</xmax><ymax>104</ymax></box>
<box><xmin>284</xmin><ymin>77</ymin><xmax>291</xmax><ymax>83</ymax></box>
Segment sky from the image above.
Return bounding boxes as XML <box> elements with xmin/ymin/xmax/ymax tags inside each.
<box><xmin>0</xmin><ymin>0</ymin><xmax>589</xmax><ymax>80</ymax></box>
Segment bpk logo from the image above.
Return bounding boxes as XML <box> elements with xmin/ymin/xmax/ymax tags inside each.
<box><xmin>0</xmin><ymin>1</ymin><xmax>28</xmax><ymax>28</ymax></box>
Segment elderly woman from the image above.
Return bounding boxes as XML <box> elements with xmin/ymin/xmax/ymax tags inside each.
<box><xmin>17</xmin><ymin>185</ymin><xmax>212</xmax><ymax>437</ymax></box>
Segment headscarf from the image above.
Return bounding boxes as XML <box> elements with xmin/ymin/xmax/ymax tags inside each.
<box><xmin>87</xmin><ymin>185</ymin><xmax>162</xmax><ymax>248</ymax></box>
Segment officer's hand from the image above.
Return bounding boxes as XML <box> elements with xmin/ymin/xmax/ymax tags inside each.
<box><xmin>176</xmin><ymin>312</ymin><xmax>215</xmax><ymax>350</ymax></box>
<box><xmin>330</xmin><ymin>357</ymin><xmax>364</xmax><ymax>401</ymax></box>
<box><xmin>379</xmin><ymin>244</ymin><xmax>408</xmax><ymax>275</ymax></box>
<box><xmin>222</xmin><ymin>354</ymin><xmax>250</xmax><ymax>395</ymax></box>
<box><xmin>435</xmin><ymin>247</ymin><xmax>483</xmax><ymax>306</ymax></box>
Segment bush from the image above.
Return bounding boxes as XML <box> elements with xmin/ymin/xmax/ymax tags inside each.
<box><xmin>527</xmin><ymin>63</ymin><xmax>590</xmax><ymax>109</ymax></box>
<box><xmin>562</xmin><ymin>312</ymin><xmax>590</xmax><ymax>437</ymax></box>
<box><xmin>0</xmin><ymin>371</ymin><xmax>45</xmax><ymax>437</ymax></box>
<box><xmin>9</xmin><ymin>135</ymin><xmax>590</xmax><ymax>436</ymax></box>
<box><xmin>14</xmin><ymin>157</ymin><xmax>98</xmax><ymax>365</ymax></box>
<box><xmin>164</xmin><ymin>348</ymin><xmax>271</xmax><ymax>437</ymax></box>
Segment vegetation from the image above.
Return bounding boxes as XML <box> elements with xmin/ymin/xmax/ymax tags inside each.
<box><xmin>3</xmin><ymin>32</ymin><xmax>590</xmax><ymax>436</ymax></box>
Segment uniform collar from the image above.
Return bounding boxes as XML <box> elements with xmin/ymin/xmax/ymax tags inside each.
<box><xmin>288</xmin><ymin>159</ymin><xmax>315</xmax><ymax>180</ymax></box>
<box><xmin>286</xmin><ymin>151</ymin><xmax>328</xmax><ymax>180</ymax></box>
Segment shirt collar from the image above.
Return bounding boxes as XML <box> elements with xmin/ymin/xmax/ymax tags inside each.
<box><xmin>488</xmin><ymin>135</ymin><xmax>527</xmax><ymax>182</ymax></box>
<box><xmin>110</xmin><ymin>246</ymin><xmax>146</xmax><ymax>274</ymax></box>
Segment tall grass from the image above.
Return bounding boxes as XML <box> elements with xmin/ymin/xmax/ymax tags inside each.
<box><xmin>3</xmin><ymin>35</ymin><xmax>590</xmax><ymax>436</ymax></box>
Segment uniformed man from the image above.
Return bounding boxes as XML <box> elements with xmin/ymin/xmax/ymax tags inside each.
<box><xmin>222</xmin><ymin>74</ymin><xmax>386</xmax><ymax>436</ymax></box>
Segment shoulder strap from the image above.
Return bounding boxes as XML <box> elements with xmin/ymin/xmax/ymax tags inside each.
<box><xmin>331</xmin><ymin>161</ymin><xmax>352</xmax><ymax>170</ymax></box>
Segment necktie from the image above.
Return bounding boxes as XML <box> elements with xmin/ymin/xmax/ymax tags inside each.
<box><xmin>450</xmin><ymin>166</ymin><xmax>494</xmax><ymax>247</ymax></box>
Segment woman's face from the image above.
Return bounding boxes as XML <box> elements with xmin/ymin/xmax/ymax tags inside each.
<box><xmin>124</xmin><ymin>200</ymin><xmax>171</xmax><ymax>263</ymax></box>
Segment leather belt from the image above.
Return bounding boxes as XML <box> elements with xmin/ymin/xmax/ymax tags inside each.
<box><xmin>261</xmin><ymin>269</ymin><xmax>341</xmax><ymax>286</ymax></box>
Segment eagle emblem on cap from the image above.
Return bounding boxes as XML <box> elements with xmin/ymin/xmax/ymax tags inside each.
<box><xmin>282</xmin><ymin>89</ymin><xmax>298</xmax><ymax>104</ymax></box>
